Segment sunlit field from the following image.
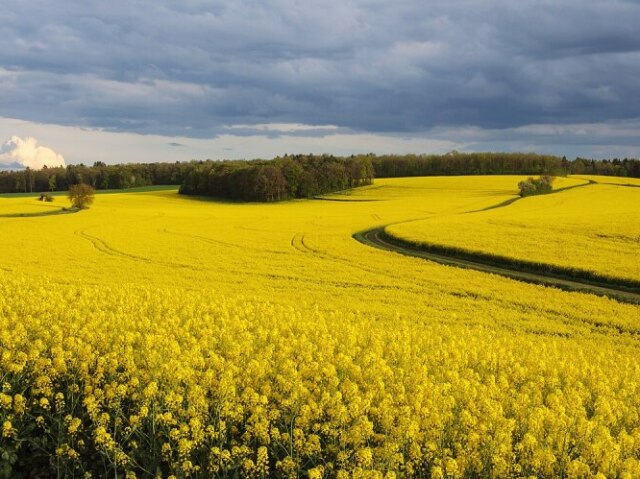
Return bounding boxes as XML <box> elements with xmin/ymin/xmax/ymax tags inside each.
<box><xmin>0</xmin><ymin>195</ymin><xmax>62</xmax><ymax>216</ymax></box>
<box><xmin>1</xmin><ymin>176</ymin><xmax>640</xmax><ymax>477</ymax></box>
<box><xmin>387</xmin><ymin>177</ymin><xmax>640</xmax><ymax>283</ymax></box>
<box><xmin>572</xmin><ymin>175</ymin><xmax>640</xmax><ymax>186</ymax></box>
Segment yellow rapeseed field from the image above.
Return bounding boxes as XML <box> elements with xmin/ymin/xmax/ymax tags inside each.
<box><xmin>388</xmin><ymin>176</ymin><xmax>640</xmax><ymax>283</ymax></box>
<box><xmin>0</xmin><ymin>195</ymin><xmax>62</xmax><ymax>216</ymax></box>
<box><xmin>1</xmin><ymin>176</ymin><xmax>640</xmax><ymax>478</ymax></box>
<box><xmin>572</xmin><ymin>175</ymin><xmax>640</xmax><ymax>186</ymax></box>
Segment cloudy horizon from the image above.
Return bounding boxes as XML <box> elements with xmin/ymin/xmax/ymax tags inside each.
<box><xmin>1</xmin><ymin>0</ymin><xmax>639</xmax><ymax>167</ymax></box>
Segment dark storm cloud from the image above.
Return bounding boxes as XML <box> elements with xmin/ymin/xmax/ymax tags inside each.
<box><xmin>1</xmin><ymin>0</ymin><xmax>639</xmax><ymax>137</ymax></box>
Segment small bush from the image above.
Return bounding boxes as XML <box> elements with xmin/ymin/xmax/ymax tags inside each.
<box><xmin>518</xmin><ymin>175</ymin><xmax>554</xmax><ymax>197</ymax></box>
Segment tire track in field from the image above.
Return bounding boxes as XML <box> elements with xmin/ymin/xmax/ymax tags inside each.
<box><xmin>290</xmin><ymin>233</ymin><xmax>307</xmax><ymax>254</ymax></box>
<box><xmin>75</xmin><ymin>228</ymin><xmax>202</xmax><ymax>270</ymax></box>
<box><xmin>353</xmin><ymin>178</ymin><xmax>640</xmax><ymax>305</ymax></box>
<box><xmin>292</xmin><ymin>232</ymin><xmax>627</xmax><ymax>338</ymax></box>
<box><xmin>354</xmin><ymin>227</ymin><xmax>640</xmax><ymax>305</ymax></box>
<box><xmin>162</xmin><ymin>227</ymin><xmax>288</xmax><ymax>255</ymax></box>
<box><xmin>290</xmin><ymin>232</ymin><xmax>463</xmax><ymax>295</ymax></box>
<box><xmin>77</xmin><ymin>226</ymin><xmax>378</xmax><ymax>289</ymax></box>
<box><xmin>354</xmin><ymin>228</ymin><xmax>640</xmax><ymax>337</ymax></box>
<box><xmin>290</xmin><ymin>233</ymin><xmax>401</xmax><ymax>290</ymax></box>
<box><xmin>163</xmin><ymin>228</ymin><xmax>246</xmax><ymax>250</ymax></box>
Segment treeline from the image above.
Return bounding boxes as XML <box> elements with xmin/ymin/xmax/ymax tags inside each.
<box><xmin>371</xmin><ymin>152</ymin><xmax>640</xmax><ymax>178</ymax></box>
<box><xmin>0</xmin><ymin>162</ymin><xmax>190</xmax><ymax>194</ymax></box>
<box><xmin>1</xmin><ymin>153</ymin><xmax>639</xmax><ymax>198</ymax></box>
<box><xmin>571</xmin><ymin>157</ymin><xmax>640</xmax><ymax>177</ymax></box>
<box><xmin>372</xmin><ymin>152</ymin><xmax>563</xmax><ymax>177</ymax></box>
<box><xmin>179</xmin><ymin>154</ymin><xmax>374</xmax><ymax>201</ymax></box>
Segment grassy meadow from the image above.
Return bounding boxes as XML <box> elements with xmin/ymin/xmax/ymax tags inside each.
<box><xmin>1</xmin><ymin>175</ymin><xmax>640</xmax><ymax>478</ymax></box>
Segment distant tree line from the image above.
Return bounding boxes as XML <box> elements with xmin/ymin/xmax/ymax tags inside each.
<box><xmin>179</xmin><ymin>154</ymin><xmax>374</xmax><ymax>201</ymax></box>
<box><xmin>371</xmin><ymin>152</ymin><xmax>563</xmax><ymax>177</ymax></box>
<box><xmin>569</xmin><ymin>157</ymin><xmax>640</xmax><ymax>177</ymax></box>
<box><xmin>0</xmin><ymin>161</ymin><xmax>190</xmax><ymax>194</ymax></box>
<box><xmin>371</xmin><ymin>152</ymin><xmax>640</xmax><ymax>178</ymax></box>
<box><xmin>0</xmin><ymin>153</ymin><xmax>638</xmax><ymax>198</ymax></box>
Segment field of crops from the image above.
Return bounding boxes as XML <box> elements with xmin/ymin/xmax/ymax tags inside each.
<box><xmin>0</xmin><ymin>196</ymin><xmax>62</xmax><ymax>216</ymax></box>
<box><xmin>387</xmin><ymin>177</ymin><xmax>640</xmax><ymax>284</ymax></box>
<box><xmin>1</xmin><ymin>176</ymin><xmax>640</xmax><ymax>478</ymax></box>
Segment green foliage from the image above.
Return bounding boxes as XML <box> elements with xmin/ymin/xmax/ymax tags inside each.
<box><xmin>518</xmin><ymin>175</ymin><xmax>555</xmax><ymax>197</ymax></box>
<box><xmin>0</xmin><ymin>162</ymin><xmax>189</xmax><ymax>194</ymax></box>
<box><xmin>68</xmin><ymin>184</ymin><xmax>95</xmax><ymax>209</ymax></box>
<box><xmin>179</xmin><ymin>154</ymin><xmax>375</xmax><ymax>202</ymax></box>
<box><xmin>371</xmin><ymin>152</ymin><xmax>564</xmax><ymax>177</ymax></box>
<box><xmin>372</xmin><ymin>153</ymin><xmax>640</xmax><ymax>178</ymax></box>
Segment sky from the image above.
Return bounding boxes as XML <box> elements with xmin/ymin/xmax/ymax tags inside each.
<box><xmin>1</xmin><ymin>0</ymin><xmax>640</xmax><ymax>168</ymax></box>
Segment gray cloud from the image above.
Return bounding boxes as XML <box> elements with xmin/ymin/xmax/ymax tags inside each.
<box><xmin>0</xmin><ymin>0</ymin><xmax>639</xmax><ymax>142</ymax></box>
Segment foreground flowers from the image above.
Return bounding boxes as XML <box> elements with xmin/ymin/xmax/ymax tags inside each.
<box><xmin>1</xmin><ymin>274</ymin><xmax>640</xmax><ymax>477</ymax></box>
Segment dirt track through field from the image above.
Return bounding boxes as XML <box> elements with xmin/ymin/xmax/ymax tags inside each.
<box><xmin>353</xmin><ymin>227</ymin><xmax>640</xmax><ymax>305</ymax></box>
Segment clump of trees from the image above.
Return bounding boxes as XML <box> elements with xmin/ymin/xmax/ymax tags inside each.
<box><xmin>38</xmin><ymin>193</ymin><xmax>54</xmax><ymax>202</ymax></box>
<box><xmin>179</xmin><ymin>154</ymin><xmax>374</xmax><ymax>201</ymax></box>
<box><xmin>518</xmin><ymin>175</ymin><xmax>555</xmax><ymax>197</ymax></box>
<box><xmin>68</xmin><ymin>184</ymin><xmax>95</xmax><ymax>209</ymax></box>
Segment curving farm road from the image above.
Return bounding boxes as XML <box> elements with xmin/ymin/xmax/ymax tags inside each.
<box><xmin>354</xmin><ymin>227</ymin><xmax>640</xmax><ymax>305</ymax></box>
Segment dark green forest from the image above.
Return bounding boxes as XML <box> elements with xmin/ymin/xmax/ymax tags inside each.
<box><xmin>1</xmin><ymin>153</ymin><xmax>638</xmax><ymax>201</ymax></box>
<box><xmin>371</xmin><ymin>152</ymin><xmax>640</xmax><ymax>178</ymax></box>
<box><xmin>179</xmin><ymin>155</ymin><xmax>374</xmax><ymax>201</ymax></box>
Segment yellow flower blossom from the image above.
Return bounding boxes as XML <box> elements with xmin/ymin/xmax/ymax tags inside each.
<box><xmin>12</xmin><ymin>394</ymin><xmax>26</xmax><ymax>415</ymax></box>
<box><xmin>2</xmin><ymin>420</ymin><xmax>16</xmax><ymax>438</ymax></box>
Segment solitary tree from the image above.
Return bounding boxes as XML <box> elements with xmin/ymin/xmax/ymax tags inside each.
<box><xmin>68</xmin><ymin>183</ymin><xmax>95</xmax><ymax>209</ymax></box>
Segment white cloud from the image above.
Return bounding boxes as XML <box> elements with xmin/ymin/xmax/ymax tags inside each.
<box><xmin>0</xmin><ymin>136</ymin><xmax>66</xmax><ymax>170</ymax></box>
